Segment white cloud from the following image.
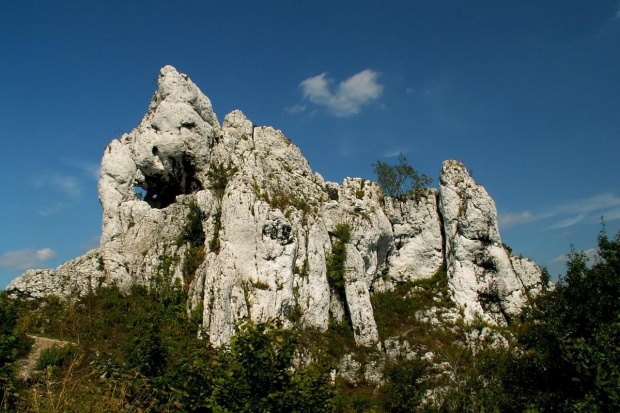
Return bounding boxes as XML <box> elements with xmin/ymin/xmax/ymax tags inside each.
<box><xmin>501</xmin><ymin>193</ymin><xmax>620</xmax><ymax>230</ymax></box>
<box><xmin>0</xmin><ymin>248</ymin><xmax>57</xmax><ymax>271</ymax></box>
<box><xmin>550</xmin><ymin>213</ymin><xmax>588</xmax><ymax>229</ymax></box>
<box><xmin>499</xmin><ymin>211</ymin><xmax>533</xmax><ymax>227</ymax></box>
<box><xmin>299</xmin><ymin>70</ymin><xmax>383</xmax><ymax>117</ymax></box>
<box><xmin>585</xmin><ymin>248</ymin><xmax>598</xmax><ymax>261</ymax></box>
<box><xmin>548</xmin><ymin>193</ymin><xmax>620</xmax><ymax>229</ymax></box>
<box><xmin>555</xmin><ymin>193</ymin><xmax>620</xmax><ymax>216</ymax></box>
<box><xmin>603</xmin><ymin>207</ymin><xmax>620</xmax><ymax>221</ymax></box>
<box><xmin>549</xmin><ymin>248</ymin><xmax>597</xmax><ymax>265</ymax></box>
<box><xmin>550</xmin><ymin>254</ymin><xmax>568</xmax><ymax>264</ymax></box>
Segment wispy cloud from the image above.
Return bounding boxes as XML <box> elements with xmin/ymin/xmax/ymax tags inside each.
<box><xmin>499</xmin><ymin>211</ymin><xmax>533</xmax><ymax>226</ymax></box>
<box><xmin>550</xmin><ymin>213</ymin><xmax>588</xmax><ymax>229</ymax></box>
<box><xmin>62</xmin><ymin>158</ymin><xmax>101</xmax><ymax>181</ymax></box>
<box><xmin>284</xmin><ymin>104</ymin><xmax>308</xmax><ymax>114</ymax></box>
<box><xmin>550</xmin><ymin>248</ymin><xmax>597</xmax><ymax>265</ymax></box>
<box><xmin>0</xmin><ymin>248</ymin><xmax>57</xmax><ymax>271</ymax></box>
<box><xmin>550</xmin><ymin>254</ymin><xmax>568</xmax><ymax>264</ymax></box>
<box><xmin>500</xmin><ymin>192</ymin><xmax>620</xmax><ymax>229</ymax></box>
<box><xmin>382</xmin><ymin>149</ymin><xmax>408</xmax><ymax>158</ymax></box>
<box><xmin>38</xmin><ymin>202</ymin><xmax>69</xmax><ymax>216</ymax></box>
<box><xmin>298</xmin><ymin>70</ymin><xmax>383</xmax><ymax>117</ymax></box>
<box><xmin>556</xmin><ymin>193</ymin><xmax>620</xmax><ymax>215</ymax></box>
<box><xmin>32</xmin><ymin>173</ymin><xmax>81</xmax><ymax>199</ymax></box>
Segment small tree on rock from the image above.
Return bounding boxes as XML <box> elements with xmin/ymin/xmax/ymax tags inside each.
<box><xmin>372</xmin><ymin>153</ymin><xmax>432</xmax><ymax>200</ymax></box>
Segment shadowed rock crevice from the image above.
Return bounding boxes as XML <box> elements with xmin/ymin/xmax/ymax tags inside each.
<box><xmin>138</xmin><ymin>153</ymin><xmax>203</xmax><ymax>209</ymax></box>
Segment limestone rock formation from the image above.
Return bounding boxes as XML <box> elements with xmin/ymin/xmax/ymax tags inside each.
<box><xmin>438</xmin><ymin>160</ymin><xmax>544</xmax><ymax>324</ymax></box>
<box><xmin>7</xmin><ymin>65</ymin><xmax>546</xmax><ymax>345</ymax></box>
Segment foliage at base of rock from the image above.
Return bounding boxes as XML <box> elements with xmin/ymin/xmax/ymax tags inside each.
<box><xmin>3</xmin><ymin>227</ymin><xmax>617</xmax><ymax>411</ymax></box>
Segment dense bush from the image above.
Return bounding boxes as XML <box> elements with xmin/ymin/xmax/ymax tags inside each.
<box><xmin>379</xmin><ymin>358</ymin><xmax>430</xmax><ymax>412</ymax></box>
<box><xmin>508</xmin><ymin>227</ymin><xmax>620</xmax><ymax>411</ymax></box>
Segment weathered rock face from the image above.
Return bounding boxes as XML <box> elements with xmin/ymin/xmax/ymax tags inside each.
<box><xmin>438</xmin><ymin>160</ymin><xmax>546</xmax><ymax>324</ymax></box>
<box><xmin>7</xmin><ymin>66</ymin><xmax>545</xmax><ymax>344</ymax></box>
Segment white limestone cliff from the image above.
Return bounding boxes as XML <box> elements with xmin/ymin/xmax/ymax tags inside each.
<box><xmin>438</xmin><ymin>160</ymin><xmax>546</xmax><ymax>324</ymax></box>
<box><xmin>7</xmin><ymin>66</ymin><xmax>545</xmax><ymax>345</ymax></box>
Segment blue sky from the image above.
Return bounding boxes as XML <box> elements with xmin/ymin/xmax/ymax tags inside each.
<box><xmin>1</xmin><ymin>1</ymin><xmax>619</xmax><ymax>288</ymax></box>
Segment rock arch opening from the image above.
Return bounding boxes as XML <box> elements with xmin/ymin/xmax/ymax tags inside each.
<box><xmin>135</xmin><ymin>153</ymin><xmax>203</xmax><ymax>209</ymax></box>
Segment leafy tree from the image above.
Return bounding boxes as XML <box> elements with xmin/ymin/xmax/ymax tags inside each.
<box><xmin>372</xmin><ymin>152</ymin><xmax>432</xmax><ymax>200</ymax></box>
<box><xmin>512</xmin><ymin>226</ymin><xmax>620</xmax><ymax>411</ymax></box>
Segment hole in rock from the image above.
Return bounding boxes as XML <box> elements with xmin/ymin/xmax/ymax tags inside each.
<box><xmin>135</xmin><ymin>153</ymin><xmax>203</xmax><ymax>209</ymax></box>
<box><xmin>181</xmin><ymin>121</ymin><xmax>196</xmax><ymax>130</ymax></box>
<box><xmin>134</xmin><ymin>186</ymin><xmax>146</xmax><ymax>200</ymax></box>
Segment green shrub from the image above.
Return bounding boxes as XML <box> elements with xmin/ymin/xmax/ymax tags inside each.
<box><xmin>250</xmin><ymin>279</ymin><xmax>270</xmax><ymax>290</ymax></box>
<box><xmin>510</xmin><ymin>227</ymin><xmax>620</xmax><ymax>411</ymax></box>
<box><xmin>209</xmin><ymin>210</ymin><xmax>222</xmax><ymax>253</ymax></box>
<box><xmin>326</xmin><ymin>223</ymin><xmax>351</xmax><ymax>302</ymax></box>
<box><xmin>371</xmin><ymin>265</ymin><xmax>452</xmax><ymax>340</ymax></box>
<box><xmin>178</xmin><ymin>200</ymin><xmax>205</xmax><ymax>249</ymax></box>
<box><xmin>372</xmin><ymin>152</ymin><xmax>433</xmax><ymax>200</ymax></box>
<box><xmin>36</xmin><ymin>344</ymin><xmax>79</xmax><ymax>370</ymax></box>
<box><xmin>206</xmin><ymin>162</ymin><xmax>238</xmax><ymax>199</ymax></box>
<box><xmin>379</xmin><ymin>358</ymin><xmax>430</xmax><ymax>412</ymax></box>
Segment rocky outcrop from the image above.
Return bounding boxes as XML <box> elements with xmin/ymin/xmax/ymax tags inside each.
<box><xmin>439</xmin><ymin>160</ymin><xmax>546</xmax><ymax>324</ymax></box>
<box><xmin>7</xmin><ymin>66</ymin><xmax>545</xmax><ymax>345</ymax></box>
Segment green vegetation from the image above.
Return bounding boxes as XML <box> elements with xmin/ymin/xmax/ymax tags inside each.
<box><xmin>379</xmin><ymin>358</ymin><xmax>431</xmax><ymax>412</ymax></box>
<box><xmin>1</xmin><ymin>228</ymin><xmax>618</xmax><ymax>411</ymax></box>
<box><xmin>209</xmin><ymin>210</ymin><xmax>222</xmax><ymax>253</ymax></box>
<box><xmin>326</xmin><ymin>223</ymin><xmax>352</xmax><ymax>303</ymax></box>
<box><xmin>0</xmin><ymin>291</ymin><xmax>32</xmax><ymax>410</ymax></box>
<box><xmin>36</xmin><ymin>344</ymin><xmax>78</xmax><ymax>371</ymax></box>
<box><xmin>371</xmin><ymin>266</ymin><xmax>452</xmax><ymax>341</ymax></box>
<box><xmin>178</xmin><ymin>200</ymin><xmax>205</xmax><ymax>249</ymax></box>
<box><xmin>178</xmin><ymin>200</ymin><xmax>206</xmax><ymax>288</ymax></box>
<box><xmin>206</xmin><ymin>162</ymin><xmax>238</xmax><ymax>254</ymax></box>
<box><xmin>2</xmin><ymin>281</ymin><xmax>334</xmax><ymax>412</ymax></box>
<box><xmin>206</xmin><ymin>162</ymin><xmax>238</xmax><ymax>199</ymax></box>
<box><xmin>372</xmin><ymin>153</ymin><xmax>433</xmax><ymax>200</ymax></box>
<box><xmin>505</xmin><ymin>227</ymin><xmax>620</xmax><ymax>411</ymax></box>
<box><xmin>255</xmin><ymin>182</ymin><xmax>313</xmax><ymax>223</ymax></box>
